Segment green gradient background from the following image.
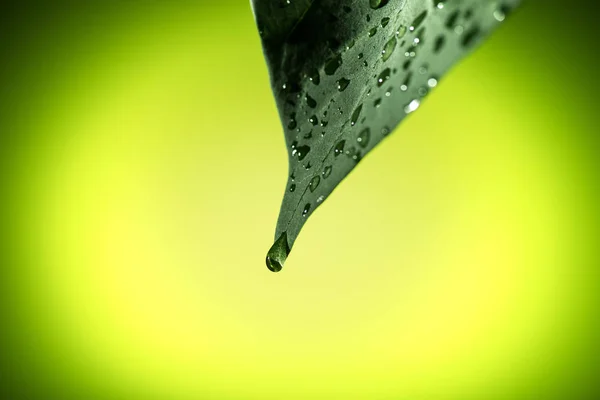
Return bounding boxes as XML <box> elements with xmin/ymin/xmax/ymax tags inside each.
<box><xmin>1</xmin><ymin>1</ymin><xmax>598</xmax><ymax>399</ymax></box>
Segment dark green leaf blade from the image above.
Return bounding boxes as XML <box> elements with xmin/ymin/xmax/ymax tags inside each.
<box><xmin>253</xmin><ymin>0</ymin><xmax>520</xmax><ymax>271</ymax></box>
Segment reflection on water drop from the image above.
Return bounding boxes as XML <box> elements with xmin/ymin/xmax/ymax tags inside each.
<box><xmin>404</xmin><ymin>99</ymin><xmax>420</xmax><ymax>114</ymax></box>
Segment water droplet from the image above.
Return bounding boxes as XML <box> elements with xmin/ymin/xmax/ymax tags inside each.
<box><xmin>309</xmin><ymin>115</ymin><xmax>319</xmax><ymax>126</ymax></box>
<box><xmin>418</xmin><ymin>86</ymin><xmax>428</xmax><ymax>96</ymax></box>
<box><xmin>381</xmin><ymin>17</ymin><xmax>390</xmax><ymax>27</ymax></box>
<box><xmin>357</xmin><ymin>128</ymin><xmax>370</xmax><ymax>148</ymax></box>
<box><xmin>288</xmin><ymin>113</ymin><xmax>297</xmax><ymax>130</ymax></box>
<box><xmin>410</xmin><ymin>10</ymin><xmax>427</xmax><ymax>31</ymax></box>
<box><xmin>279</xmin><ymin>0</ymin><xmax>291</xmax><ymax>8</ymax></box>
<box><xmin>433</xmin><ymin>35</ymin><xmax>446</xmax><ymax>53</ymax></box>
<box><xmin>266</xmin><ymin>232</ymin><xmax>290</xmax><ymax>272</ymax></box>
<box><xmin>320</xmin><ymin>120</ymin><xmax>329</xmax><ymax>127</ymax></box>
<box><xmin>377</xmin><ymin>68</ymin><xmax>391</xmax><ymax>87</ymax></box>
<box><xmin>322</xmin><ymin>165</ymin><xmax>333</xmax><ymax>178</ymax></box>
<box><xmin>296</xmin><ymin>145</ymin><xmax>311</xmax><ymax>161</ymax></box>
<box><xmin>334</xmin><ymin>140</ymin><xmax>345</xmax><ymax>156</ymax></box>
<box><xmin>385</xmin><ymin>87</ymin><xmax>392</xmax><ymax>97</ymax></box>
<box><xmin>306</xmin><ymin>94</ymin><xmax>317</xmax><ymax>108</ymax></box>
<box><xmin>382</xmin><ymin>37</ymin><xmax>397</xmax><ymax>61</ymax></box>
<box><xmin>381</xmin><ymin>126</ymin><xmax>390</xmax><ymax>135</ymax></box>
<box><xmin>493</xmin><ymin>4</ymin><xmax>511</xmax><ymax>22</ymax></box>
<box><xmin>308</xmin><ymin>68</ymin><xmax>320</xmax><ymax>85</ymax></box>
<box><xmin>337</xmin><ymin>78</ymin><xmax>350</xmax><ymax>91</ymax></box>
<box><xmin>427</xmin><ymin>77</ymin><xmax>438</xmax><ymax>88</ymax></box>
<box><xmin>289</xmin><ymin>183</ymin><xmax>296</xmax><ymax>192</ymax></box>
<box><xmin>309</xmin><ymin>175</ymin><xmax>320</xmax><ymax>192</ymax></box>
<box><xmin>369</xmin><ymin>27</ymin><xmax>378</xmax><ymax>37</ymax></box>
<box><xmin>396</xmin><ymin>25</ymin><xmax>407</xmax><ymax>39</ymax></box>
<box><xmin>446</xmin><ymin>10</ymin><xmax>460</xmax><ymax>29</ymax></box>
<box><xmin>345</xmin><ymin>146</ymin><xmax>357</xmax><ymax>158</ymax></box>
<box><xmin>351</xmin><ymin>104</ymin><xmax>363</xmax><ymax>126</ymax></box>
<box><xmin>302</xmin><ymin>203</ymin><xmax>311</xmax><ymax>217</ymax></box>
<box><xmin>404</xmin><ymin>99</ymin><xmax>420</xmax><ymax>114</ymax></box>
<box><xmin>402</xmin><ymin>71</ymin><xmax>413</xmax><ymax>88</ymax></box>
<box><xmin>317</xmin><ymin>195</ymin><xmax>325</xmax><ymax>203</ymax></box>
<box><xmin>324</xmin><ymin>54</ymin><xmax>343</xmax><ymax>75</ymax></box>
<box><xmin>461</xmin><ymin>25</ymin><xmax>480</xmax><ymax>48</ymax></box>
<box><xmin>374</xmin><ymin>98</ymin><xmax>382</xmax><ymax>108</ymax></box>
<box><xmin>369</xmin><ymin>0</ymin><xmax>389</xmax><ymax>9</ymax></box>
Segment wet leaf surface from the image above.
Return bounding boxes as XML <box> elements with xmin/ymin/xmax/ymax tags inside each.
<box><xmin>252</xmin><ymin>0</ymin><xmax>520</xmax><ymax>271</ymax></box>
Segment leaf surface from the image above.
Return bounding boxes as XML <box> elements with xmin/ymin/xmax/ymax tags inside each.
<box><xmin>252</xmin><ymin>0</ymin><xmax>520</xmax><ymax>271</ymax></box>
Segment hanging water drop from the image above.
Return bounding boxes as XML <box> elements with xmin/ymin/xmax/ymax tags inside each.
<box><xmin>265</xmin><ymin>232</ymin><xmax>290</xmax><ymax>272</ymax></box>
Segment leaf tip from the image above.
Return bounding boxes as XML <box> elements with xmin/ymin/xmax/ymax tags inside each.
<box><xmin>266</xmin><ymin>231</ymin><xmax>290</xmax><ymax>272</ymax></box>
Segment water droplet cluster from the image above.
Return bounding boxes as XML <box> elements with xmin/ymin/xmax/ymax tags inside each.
<box><xmin>263</xmin><ymin>0</ymin><xmax>519</xmax><ymax>270</ymax></box>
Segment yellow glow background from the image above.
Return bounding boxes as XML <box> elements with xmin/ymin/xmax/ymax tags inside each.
<box><xmin>1</xmin><ymin>2</ymin><xmax>598</xmax><ymax>399</ymax></box>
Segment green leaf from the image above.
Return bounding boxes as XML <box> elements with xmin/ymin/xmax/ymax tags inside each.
<box><xmin>253</xmin><ymin>0</ymin><xmax>520</xmax><ymax>271</ymax></box>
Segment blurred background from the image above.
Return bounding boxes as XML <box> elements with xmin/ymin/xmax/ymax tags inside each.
<box><xmin>1</xmin><ymin>1</ymin><xmax>598</xmax><ymax>399</ymax></box>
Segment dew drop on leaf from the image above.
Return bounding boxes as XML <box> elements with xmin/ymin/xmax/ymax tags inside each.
<box><xmin>324</xmin><ymin>54</ymin><xmax>343</xmax><ymax>75</ymax></box>
<box><xmin>308</xmin><ymin>68</ymin><xmax>320</xmax><ymax>85</ymax></box>
<box><xmin>302</xmin><ymin>203</ymin><xmax>311</xmax><ymax>217</ymax></box>
<box><xmin>404</xmin><ymin>99</ymin><xmax>420</xmax><ymax>114</ymax></box>
<box><xmin>410</xmin><ymin>10</ymin><xmax>427</xmax><ymax>31</ymax></box>
<box><xmin>350</xmin><ymin>104</ymin><xmax>363</xmax><ymax>126</ymax></box>
<box><xmin>266</xmin><ymin>232</ymin><xmax>290</xmax><ymax>272</ymax></box>
<box><xmin>369</xmin><ymin>0</ymin><xmax>389</xmax><ymax>10</ymax></box>
<box><xmin>334</xmin><ymin>140</ymin><xmax>345</xmax><ymax>156</ymax></box>
<box><xmin>377</xmin><ymin>68</ymin><xmax>391</xmax><ymax>87</ymax></box>
<box><xmin>309</xmin><ymin>176</ymin><xmax>320</xmax><ymax>192</ymax></box>
<box><xmin>357</xmin><ymin>128</ymin><xmax>370</xmax><ymax>148</ymax></box>
<box><xmin>382</xmin><ymin>36</ymin><xmax>397</xmax><ymax>61</ymax></box>
<box><xmin>337</xmin><ymin>78</ymin><xmax>350</xmax><ymax>91</ymax></box>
